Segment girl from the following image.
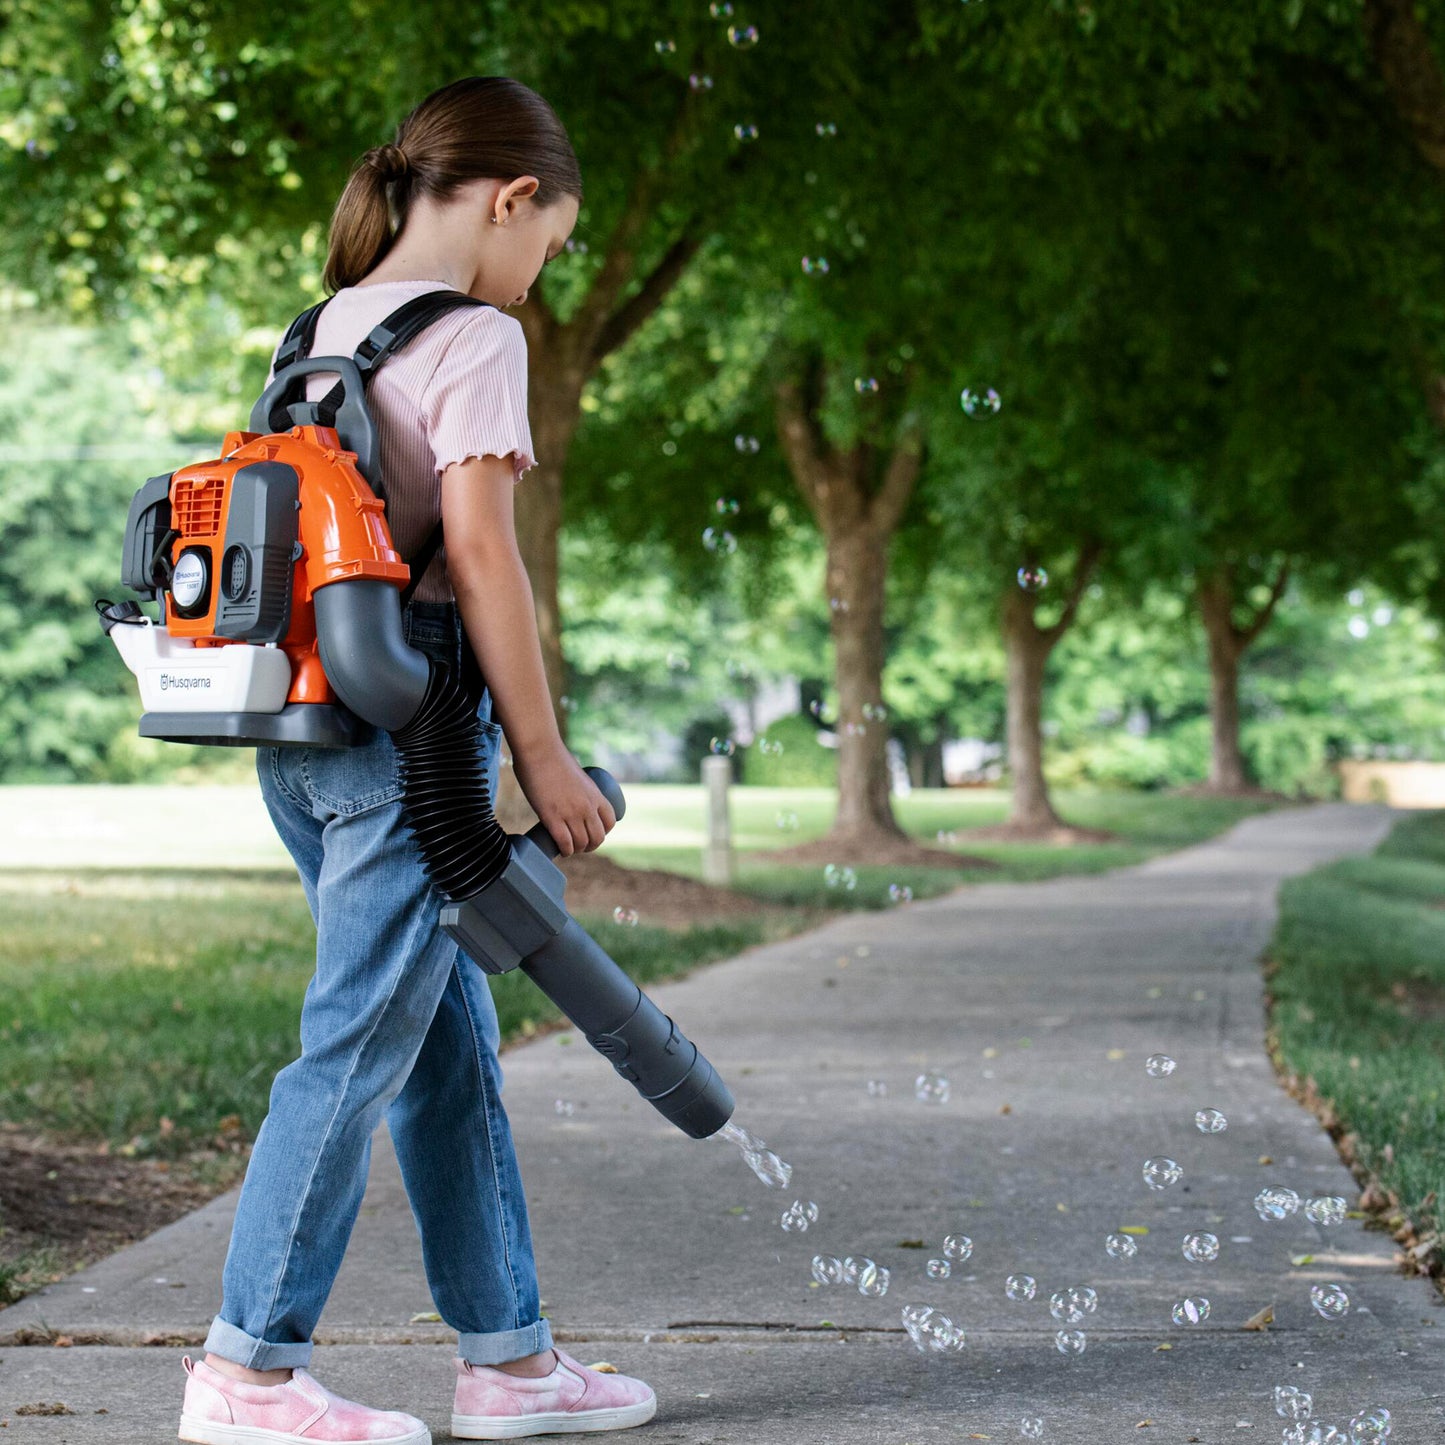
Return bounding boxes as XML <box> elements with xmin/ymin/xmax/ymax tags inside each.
<box><xmin>177</xmin><ymin>76</ymin><xmax>656</xmax><ymax>1444</ymax></box>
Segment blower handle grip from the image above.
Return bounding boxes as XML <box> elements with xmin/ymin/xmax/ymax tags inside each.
<box><xmin>248</xmin><ymin>356</ymin><xmax>382</xmax><ymax>495</ymax></box>
<box><xmin>522</xmin><ymin>766</ymin><xmax>627</xmax><ymax>860</ymax></box>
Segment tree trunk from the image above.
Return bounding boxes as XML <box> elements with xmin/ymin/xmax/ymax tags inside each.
<box><xmin>775</xmin><ymin>367</ymin><xmax>925</xmax><ymax>854</ymax></box>
<box><xmin>1001</xmin><ymin>584</ymin><xmax>1064</xmax><ymax>832</ymax></box>
<box><xmin>1197</xmin><ymin>570</ymin><xmax>1249</xmax><ymax>792</ymax></box>
<box><xmin>827</xmin><ymin>524</ymin><xmax>907</xmax><ymax>841</ymax></box>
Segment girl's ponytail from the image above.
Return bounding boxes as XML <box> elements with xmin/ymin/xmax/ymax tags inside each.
<box><xmin>321</xmin><ymin>78</ymin><xmax>581</xmax><ymax>295</ymax></box>
<box><xmin>323</xmin><ymin>145</ymin><xmax>412</xmax><ymax>293</ymax></box>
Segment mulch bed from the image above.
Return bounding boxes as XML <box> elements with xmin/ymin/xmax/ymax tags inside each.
<box><xmin>0</xmin><ymin>1124</ymin><xmax>245</xmax><ymax>1292</ymax></box>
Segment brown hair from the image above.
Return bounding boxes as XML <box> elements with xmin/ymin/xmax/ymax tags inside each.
<box><xmin>322</xmin><ymin>76</ymin><xmax>583</xmax><ymax>293</ymax></box>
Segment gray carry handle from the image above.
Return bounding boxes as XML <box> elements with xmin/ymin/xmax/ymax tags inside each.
<box><xmin>523</xmin><ymin>766</ymin><xmax>627</xmax><ymax>860</ymax></box>
<box><xmin>248</xmin><ymin>356</ymin><xmax>381</xmax><ymax>494</ymax></box>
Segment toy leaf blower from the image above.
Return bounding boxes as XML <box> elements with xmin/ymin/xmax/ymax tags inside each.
<box><xmin>98</xmin><ymin>289</ymin><xmax>733</xmax><ymax>1140</ymax></box>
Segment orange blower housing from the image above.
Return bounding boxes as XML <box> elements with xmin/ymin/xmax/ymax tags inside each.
<box><xmin>118</xmin><ymin>425</ymin><xmax>410</xmax><ymax>746</ymax></box>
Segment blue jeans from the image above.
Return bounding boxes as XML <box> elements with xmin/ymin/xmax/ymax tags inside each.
<box><xmin>204</xmin><ymin>602</ymin><xmax>553</xmax><ymax>1371</ymax></box>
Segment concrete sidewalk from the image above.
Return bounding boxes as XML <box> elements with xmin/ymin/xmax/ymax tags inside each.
<box><xmin>3</xmin><ymin>802</ymin><xmax>1442</xmax><ymax>1442</ymax></box>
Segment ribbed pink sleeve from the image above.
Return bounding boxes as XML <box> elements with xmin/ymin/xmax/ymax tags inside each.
<box><xmin>422</xmin><ymin>309</ymin><xmax>537</xmax><ymax>484</ymax></box>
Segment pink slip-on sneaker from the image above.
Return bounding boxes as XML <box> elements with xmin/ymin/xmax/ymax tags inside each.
<box><xmin>178</xmin><ymin>1354</ymin><xmax>430</xmax><ymax>1445</ymax></box>
<box><xmin>451</xmin><ymin>1349</ymin><xmax>656</xmax><ymax>1439</ymax></box>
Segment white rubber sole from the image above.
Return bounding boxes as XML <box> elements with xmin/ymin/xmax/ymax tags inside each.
<box><xmin>179</xmin><ymin>1414</ymin><xmax>430</xmax><ymax>1445</ymax></box>
<box><xmin>450</xmin><ymin>1392</ymin><xmax>656</xmax><ymax>1439</ymax></box>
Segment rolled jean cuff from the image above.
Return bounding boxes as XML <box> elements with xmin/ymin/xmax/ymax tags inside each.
<box><xmin>457</xmin><ymin>1317</ymin><xmax>554</xmax><ymax>1368</ymax></box>
<box><xmin>203</xmin><ymin>1316</ymin><xmax>314</xmax><ymax>1371</ymax></box>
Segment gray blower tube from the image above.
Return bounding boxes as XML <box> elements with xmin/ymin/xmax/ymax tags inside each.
<box><xmin>311</xmin><ymin>577</ymin><xmax>735</xmax><ymax>1140</ymax></box>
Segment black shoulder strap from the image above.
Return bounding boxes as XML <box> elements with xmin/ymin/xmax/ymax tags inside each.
<box><xmin>274</xmin><ymin>289</ymin><xmax>493</xmax><ymax>603</ymax></box>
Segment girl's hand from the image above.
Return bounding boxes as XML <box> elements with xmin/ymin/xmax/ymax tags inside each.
<box><xmin>510</xmin><ymin>741</ymin><xmax>618</xmax><ymax>857</ymax></box>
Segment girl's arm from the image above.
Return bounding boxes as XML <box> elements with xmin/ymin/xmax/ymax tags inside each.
<box><xmin>440</xmin><ymin>454</ymin><xmax>616</xmax><ymax>856</ymax></box>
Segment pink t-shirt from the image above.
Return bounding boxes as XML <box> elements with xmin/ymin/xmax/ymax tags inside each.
<box><xmin>266</xmin><ymin>279</ymin><xmax>537</xmax><ymax>604</ymax></box>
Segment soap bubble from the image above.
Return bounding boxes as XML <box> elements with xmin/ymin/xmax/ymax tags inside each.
<box><xmin>960</xmin><ymin>387</ymin><xmax>1002</xmax><ymax>418</ymax></box>
<box><xmin>1144</xmin><ymin>1053</ymin><xmax>1177</xmax><ymax>1078</ymax></box>
<box><xmin>709</xmin><ymin>736</ymin><xmax>735</xmax><ymax>756</ymax></box>
<box><xmin>858</xmin><ymin>1262</ymin><xmax>890</xmax><ymax>1297</ymax></box>
<box><xmin>904</xmin><ymin>1307</ymin><xmax>963</xmax><ymax>1352</ymax></box>
<box><xmin>779</xmin><ymin>1203</ymin><xmax>809</xmax><ymax>1233</ymax></box>
<box><xmin>553</xmin><ymin>1099</ymin><xmax>575</xmax><ymax>1117</ymax></box>
<box><xmin>688</xmin><ymin>72</ymin><xmax>713</xmax><ymax>90</ymax></box>
<box><xmin>936</xmin><ymin>829</ymin><xmax>959</xmax><ymax>845</ymax></box>
<box><xmin>732</xmin><ymin>122</ymin><xmax>758</xmax><ymax>142</ymax></box>
<box><xmin>665</xmin><ymin>650</ymin><xmax>690</xmax><ymax>671</ymax></box>
<box><xmin>757</xmin><ymin>737</ymin><xmax>784</xmax><ymax>756</ymax></box>
<box><xmin>888</xmin><ymin>883</ymin><xmax>914</xmax><ymax>904</ymax></box>
<box><xmin>1275</xmin><ymin>1386</ymin><xmax>1313</xmax><ymax>1421</ymax></box>
<box><xmin>815</xmin><ymin>121</ymin><xmax>838</xmax><ymax>137</ymax></box>
<box><xmin>1254</xmin><ymin>1186</ymin><xmax>1302</xmax><ymax>1221</ymax></box>
<box><xmin>811</xmin><ymin>1254</ymin><xmax>844</xmax><ymax>1285</ymax></box>
<box><xmin>1049</xmin><ymin>1290</ymin><xmax>1085</xmax><ymax>1325</ymax></box>
<box><xmin>734</xmin><ymin>433</ymin><xmax>760</xmax><ymax>453</ymax></box>
<box><xmin>801</xmin><ymin>256</ymin><xmax>831</xmax><ymax>276</ymax></box>
<box><xmin>926</xmin><ymin>1258</ymin><xmax>951</xmax><ymax>1280</ymax></box>
<box><xmin>866</xmin><ymin>1079</ymin><xmax>888</xmax><ymax>1097</ymax></box>
<box><xmin>709</xmin><ymin>1</ymin><xmax>733</xmax><ymax>16</ymax></box>
<box><xmin>1054</xmin><ymin>1329</ymin><xmax>1086</xmax><ymax>1356</ymax></box>
<box><xmin>1309</xmin><ymin>1428</ymin><xmax>1346</xmax><ymax>1444</ymax></box>
<box><xmin>1142</xmin><ymin>1157</ymin><xmax>1183</xmax><ymax>1190</ymax></box>
<box><xmin>914</xmin><ymin>1071</ymin><xmax>950</xmax><ymax>1104</ymax></box>
<box><xmin>823</xmin><ymin>863</ymin><xmax>858</xmax><ymax>891</ymax></box>
<box><xmin>714</xmin><ymin>496</ymin><xmax>740</xmax><ymax>515</ymax></box>
<box><xmin>1016</xmin><ymin>566</ymin><xmax>1049</xmax><ymax>593</ymax></box>
<box><xmin>611</xmin><ymin>906</ymin><xmax>638</xmax><ymax>926</ymax></box>
<box><xmin>702</xmin><ymin>526</ymin><xmax>738</xmax><ymax>554</ymax></box>
<box><xmin>861</xmin><ymin>701</ymin><xmax>888</xmax><ymax>720</ymax></box>
<box><xmin>1309</xmin><ymin>1282</ymin><xmax>1350</xmax><ymax>1320</ymax></box>
<box><xmin>929</xmin><ymin>1316</ymin><xmax>966</xmax><ymax>1351</ymax></box>
<box><xmin>800</xmin><ymin>1200</ymin><xmax>819</xmax><ymax>1223</ymax></box>
<box><xmin>1171</xmin><ymin>1296</ymin><xmax>1210</xmax><ymax>1325</ymax></box>
<box><xmin>1005</xmin><ymin>1273</ymin><xmax>1037</xmax><ymax>1302</ymax></box>
<box><xmin>1182</xmin><ymin>1231</ymin><xmax>1220</xmax><ymax>1263</ymax></box>
<box><xmin>842</xmin><ymin>1256</ymin><xmax>866</xmax><ymax>1285</ymax></box>
<box><xmin>1305</xmin><ymin>1195</ymin><xmax>1348</xmax><ymax>1226</ymax></box>
<box><xmin>1195</xmin><ymin>1108</ymin><xmax>1228</xmax><ymax>1134</ymax></box>
<box><xmin>1347</xmin><ymin>1406</ymin><xmax>1391</xmax><ymax>1443</ymax></box>
<box><xmin>855</xmin><ymin>376</ymin><xmax>879</xmax><ymax>393</ymax></box>
<box><xmin>775</xmin><ymin>810</ymin><xmax>800</xmax><ymax>831</ymax></box>
<box><xmin>727</xmin><ymin>22</ymin><xmax>759</xmax><ymax>47</ymax></box>
<box><xmin>1069</xmin><ymin>1286</ymin><xmax>1097</xmax><ymax>1315</ymax></box>
<box><xmin>941</xmin><ymin>1234</ymin><xmax>973</xmax><ymax>1262</ymax></box>
<box><xmin>654</xmin><ymin>38</ymin><xmax>676</xmax><ymax>53</ymax></box>
<box><xmin>1105</xmin><ymin>1233</ymin><xmax>1138</xmax><ymax>1260</ymax></box>
<box><xmin>1020</xmin><ymin>1420</ymin><xmax>1044</xmax><ymax>1440</ymax></box>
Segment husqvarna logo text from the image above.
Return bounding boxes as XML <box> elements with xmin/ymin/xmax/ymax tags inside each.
<box><xmin>159</xmin><ymin>672</ymin><xmax>211</xmax><ymax>692</ymax></box>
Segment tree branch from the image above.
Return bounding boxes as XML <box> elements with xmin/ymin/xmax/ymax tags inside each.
<box><xmin>775</xmin><ymin>367</ymin><xmax>833</xmax><ymax>525</ymax></box>
<box><xmin>590</xmin><ymin>230</ymin><xmax>705</xmax><ymax>362</ymax></box>
<box><xmin>1040</xmin><ymin>538</ymin><xmax>1103</xmax><ymax>645</ymax></box>
<box><xmin>868</xmin><ymin>409</ymin><xmax>926</xmax><ymax>537</ymax></box>
<box><xmin>1236</xmin><ymin>557</ymin><xmax>1291</xmax><ymax>649</ymax></box>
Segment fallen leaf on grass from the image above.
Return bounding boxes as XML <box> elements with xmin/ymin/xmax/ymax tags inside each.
<box><xmin>1289</xmin><ymin>1253</ymin><xmax>1315</xmax><ymax>1267</ymax></box>
<box><xmin>1240</xmin><ymin>1304</ymin><xmax>1275</xmax><ymax>1331</ymax></box>
<box><xmin>898</xmin><ymin>1239</ymin><xmax>926</xmax><ymax>1248</ymax></box>
<box><xmin>409</xmin><ymin>1312</ymin><xmax>442</xmax><ymax>1323</ymax></box>
<box><xmin>1154</xmin><ymin>1343</ymin><xmax>1172</xmax><ymax>1352</ymax></box>
<box><xmin>16</xmin><ymin>1404</ymin><xmax>73</xmax><ymax>1417</ymax></box>
<box><xmin>1120</xmin><ymin>1225</ymin><xmax>1149</xmax><ymax>1236</ymax></box>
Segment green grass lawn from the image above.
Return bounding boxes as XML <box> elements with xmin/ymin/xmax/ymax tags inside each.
<box><xmin>1268</xmin><ymin>810</ymin><xmax>1445</xmax><ymax>1269</ymax></box>
<box><xmin>0</xmin><ymin>786</ymin><xmax>1275</xmax><ymax>1157</ymax></box>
